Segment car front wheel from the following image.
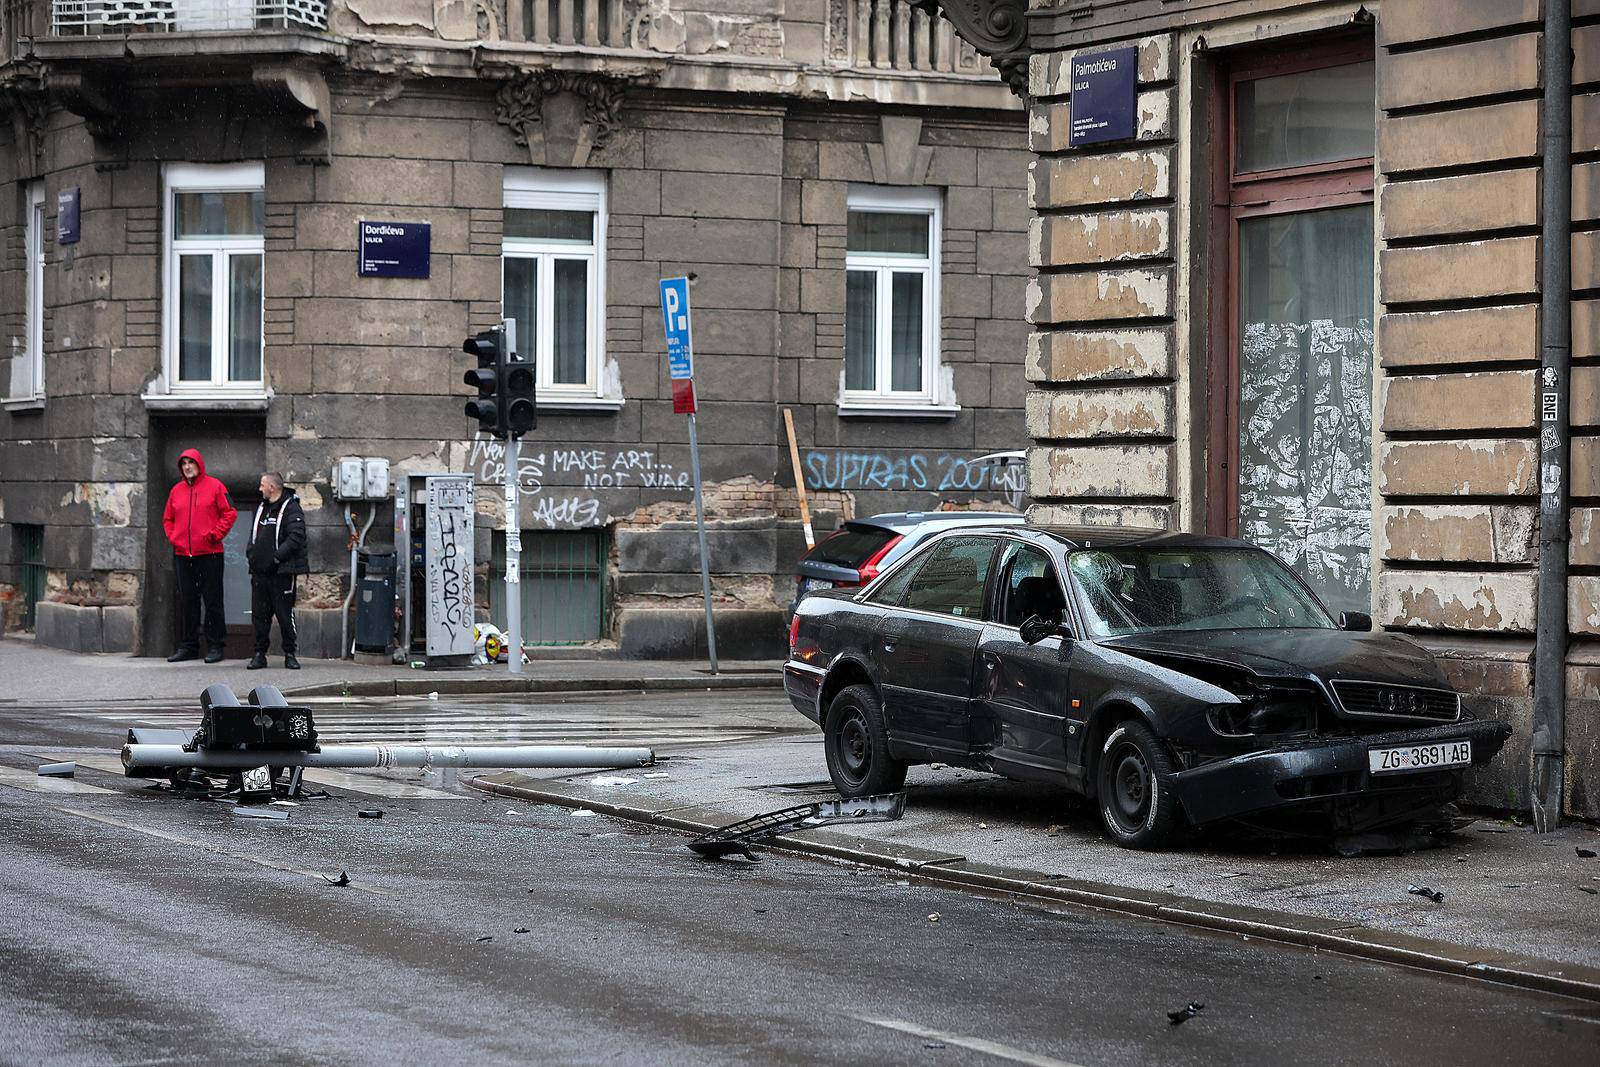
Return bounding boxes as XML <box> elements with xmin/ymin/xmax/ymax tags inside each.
<box><xmin>824</xmin><ymin>684</ymin><xmax>907</xmax><ymax>798</ymax></box>
<box><xmin>1096</xmin><ymin>719</ymin><xmax>1183</xmax><ymax>850</ymax></box>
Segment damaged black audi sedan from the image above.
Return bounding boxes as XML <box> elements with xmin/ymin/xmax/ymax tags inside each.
<box><xmin>783</xmin><ymin>526</ymin><xmax>1511</xmax><ymax>849</ymax></box>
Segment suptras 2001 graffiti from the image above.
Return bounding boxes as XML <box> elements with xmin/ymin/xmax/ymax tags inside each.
<box><xmin>804</xmin><ymin>450</ymin><xmax>1025</xmax><ymax>509</ymax></box>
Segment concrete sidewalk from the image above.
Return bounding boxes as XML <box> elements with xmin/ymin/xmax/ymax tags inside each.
<box><xmin>472</xmin><ymin>729</ymin><xmax>1600</xmax><ymax>1003</ymax></box>
<box><xmin>0</xmin><ymin>635</ymin><xmax>781</xmax><ymax>705</ymax></box>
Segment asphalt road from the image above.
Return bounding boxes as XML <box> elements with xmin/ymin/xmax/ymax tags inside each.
<box><xmin>2</xmin><ymin>694</ymin><xmax>1597</xmax><ymax>1067</ymax></box>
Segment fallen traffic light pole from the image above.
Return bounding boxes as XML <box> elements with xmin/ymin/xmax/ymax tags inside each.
<box><xmin>120</xmin><ymin>684</ymin><xmax>654</xmax><ymax>786</ymax></box>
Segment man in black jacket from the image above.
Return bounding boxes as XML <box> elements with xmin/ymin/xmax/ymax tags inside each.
<box><xmin>246</xmin><ymin>472</ymin><xmax>309</xmax><ymax>669</ymax></box>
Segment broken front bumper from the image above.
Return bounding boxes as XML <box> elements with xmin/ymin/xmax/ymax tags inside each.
<box><xmin>1169</xmin><ymin>719</ymin><xmax>1513</xmax><ymax>827</ymax></box>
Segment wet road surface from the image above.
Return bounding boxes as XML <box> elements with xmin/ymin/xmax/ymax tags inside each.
<box><xmin>2</xmin><ymin>694</ymin><xmax>1597</xmax><ymax>1066</ymax></box>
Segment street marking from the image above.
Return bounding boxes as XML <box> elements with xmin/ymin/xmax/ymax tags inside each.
<box><xmin>57</xmin><ymin>807</ymin><xmax>394</xmax><ymax>896</ymax></box>
<box><xmin>42</xmin><ymin>752</ymin><xmax>126</xmax><ymax>775</ymax></box>
<box><xmin>0</xmin><ymin>765</ymin><xmax>116</xmax><ymax>795</ymax></box>
<box><xmin>40</xmin><ymin>751</ymin><xmax>465</xmax><ymax>801</ymax></box>
<box><xmin>851</xmin><ymin>1015</ymin><xmax>1087</xmax><ymax>1067</ymax></box>
<box><xmin>301</xmin><ymin>769</ymin><xmax>464</xmax><ymax>800</ymax></box>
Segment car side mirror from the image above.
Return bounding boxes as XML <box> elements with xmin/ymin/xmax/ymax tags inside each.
<box><xmin>1020</xmin><ymin>615</ymin><xmax>1064</xmax><ymax>645</ymax></box>
<box><xmin>1339</xmin><ymin>611</ymin><xmax>1373</xmax><ymax>632</ymax></box>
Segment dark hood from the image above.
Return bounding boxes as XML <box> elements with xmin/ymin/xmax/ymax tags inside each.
<box><xmin>1097</xmin><ymin>628</ymin><xmax>1448</xmax><ymax>689</ymax></box>
<box><xmin>178</xmin><ymin>447</ymin><xmax>207</xmax><ymax>480</ymax></box>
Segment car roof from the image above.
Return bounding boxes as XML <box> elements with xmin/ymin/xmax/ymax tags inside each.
<box><xmin>848</xmin><ymin>511</ymin><xmax>1025</xmax><ymax>532</ymax></box>
<box><xmin>912</xmin><ymin>523</ymin><xmax>1251</xmax><ymax>551</ymax></box>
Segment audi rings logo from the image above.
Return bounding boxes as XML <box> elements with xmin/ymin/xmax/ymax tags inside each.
<box><xmin>1379</xmin><ymin>688</ymin><xmax>1425</xmax><ymax>716</ymax></box>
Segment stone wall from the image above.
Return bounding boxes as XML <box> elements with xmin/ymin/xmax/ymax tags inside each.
<box><xmin>1019</xmin><ymin>0</ymin><xmax>1600</xmax><ymax>818</ymax></box>
<box><xmin>0</xmin><ymin>61</ymin><xmax>1027</xmax><ymax>659</ymax></box>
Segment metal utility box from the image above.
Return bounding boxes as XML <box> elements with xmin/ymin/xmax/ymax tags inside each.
<box><xmin>394</xmin><ymin>473</ymin><xmax>476</xmax><ymax>666</ymax></box>
<box><xmin>355</xmin><ymin>551</ymin><xmax>396</xmax><ymax>654</ymax></box>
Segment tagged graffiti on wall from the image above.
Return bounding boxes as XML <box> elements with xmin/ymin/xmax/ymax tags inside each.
<box><xmin>440</xmin><ymin>435</ymin><xmax>693</xmax><ymax>529</ymax></box>
<box><xmin>804</xmin><ymin>450</ymin><xmax>1026</xmax><ymax>509</ymax></box>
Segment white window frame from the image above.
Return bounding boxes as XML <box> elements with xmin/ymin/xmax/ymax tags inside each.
<box><xmin>842</xmin><ymin>185</ymin><xmax>943</xmax><ymax>414</ymax></box>
<box><xmin>160</xmin><ymin>162</ymin><xmax>266</xmax><ymax>397</ymax></box>
<box><xmin>502</xmin><ymin>168</ymin><xmax>615</xmax><ymax>410</ymax></box>
<box><xmin>4</xmin><ymin>183</ymin><xmax>46</xmax><ymax>408</ymax></box>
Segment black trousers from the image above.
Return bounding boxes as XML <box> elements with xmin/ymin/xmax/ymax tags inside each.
<box><xmin>251</xmin><ymin>572</ymin><xmax>297</xmax><ymax>655</ymax></box>
<box><xmin>174</xmin><ymin>553</ymin><xmax>226</xmax><ymax>654</ymax></box>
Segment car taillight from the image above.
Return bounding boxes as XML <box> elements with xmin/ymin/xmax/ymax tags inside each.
<box><xmin>788</xmin><ymin>613</ymin><xmax>801</xmax><ymax>654</ymax></box>
<box><xmin>853</xmin><ymin>535</ymin><xmax>903</xmax><ymax>585</ymax></box>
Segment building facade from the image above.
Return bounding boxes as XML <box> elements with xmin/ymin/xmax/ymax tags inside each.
<box><xmin>1002</xmin><ymin>0</ymin><xmax>1597</xmax><ymax>818</ymax></box>
<box><xmin>0</xmin><ymin>0</ymin><xmax>1031</xmax><ymax>660</ymax></box>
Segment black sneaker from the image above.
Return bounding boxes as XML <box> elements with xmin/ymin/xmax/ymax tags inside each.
<box><xmin>246</xmin><ymin>654</ymin><xmax>268</xmax><ymax>670</ymax></box>
<box><xmin>284</xmin><ymin>655</ymin><xmax>301</xmax><ymax>670</ymax></box>
<box><xmin>204</xmin><ymin>648</ymin><xmax>225</xmax><ymax>664</ymax></box>
<box><xmin>167</xmin><ymin>648</ymin><xmax>199</xmax><ymax>663</ymax></box>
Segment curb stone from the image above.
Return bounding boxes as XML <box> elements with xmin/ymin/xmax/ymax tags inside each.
<box><xmin>468</xmin><ymin>773</ymin><xmax>1600</xmax><ymax>1006</ymax></box>
<box><xmin>285</xmin><ymin>674</ymin><xmax>784</xmax><ymax>699</ymax></box>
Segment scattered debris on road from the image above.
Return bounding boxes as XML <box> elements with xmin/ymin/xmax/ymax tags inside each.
<box><xmin>1578</xmin><ymin>847</ymin><xmax>1597</xmax><ymax>859</ymax></box>
<box><xmin>927</xmin><ymin>913</ymin><xmax>941</xmax><ymax>923</ymax></box>
<box><xmin>358</xmin><ymin>809</ymin><xmax>384</xmax><ymax>819</ymax></box>
<box><xmin>571</xmin><ymin>809</ymin><xmax>597</xmax><ymax>818</ymax></box>
<box><xmin>592</xmin><ymin>776</ymin><xmax>638</xmax><ymax>786</ymax></box>
<box><xmin>323</xmin><ymin>870</ymin><xmax>351</xmax><ymax>887</ymax></box>
<box><xmin>1578</xmin><ymin>886</ymin><xmax>1598</xmax><ymax>896</ymax></box>
<box><xmin>1407</xmin><ymin>883</ymin><xmax>1445</xmax><ymax>903</ymax></box>
<box><xmin>688</xmin><ymin>793</ymin><xmax>906</xmax><ymax>860</ymax></box>
<box><xmin>36</xmin><ymin>762</ymin><xmax>75</xmax><ymax>778</ymax></box>
<box><xmin>475</xmin><ymin>935</ymin><xmax>493</xmax><ymax>942</ymax></box>
<box><xmin>232</xmin><ymin>806</ymin><xmax>289</xmax><ymax>821</ymax></box>
<box><xmin>1167</xmin><ymin>1002</ymin><xmax>1205</xmax><ymax>1026</ymax></box>
<box><xmin>513</xmin><ymin>927</ymin><xmax>531</xmax><ymax>934</ymax></box>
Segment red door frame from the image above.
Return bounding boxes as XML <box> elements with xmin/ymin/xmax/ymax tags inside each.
<box><xmin>1205</xmin><ymin>38</ymin><xmax>1376</xmax><ymax>537</ymax></box>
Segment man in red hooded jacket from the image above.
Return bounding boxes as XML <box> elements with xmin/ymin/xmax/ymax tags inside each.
<box><xmin>161</xmin><ymin>448</ymin><xmax>237</xmax><ymax>662</ymax></box>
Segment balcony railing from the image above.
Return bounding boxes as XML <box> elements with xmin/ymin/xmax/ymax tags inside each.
<box><xmin>847</xmin><ymin>0</ymin><xmax>974</xmax><ymax>73</ymax></box>
<box><xmin>48</xmin><ymin>0</ymin><xmax>327</xmax><ymax>34</ymax></box>
<box><xmin>504</xmin><ymin>0</ymin><xmax>627</xmax><ymax>49</ymax></box>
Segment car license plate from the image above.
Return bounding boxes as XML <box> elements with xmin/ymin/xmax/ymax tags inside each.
<box><xmin>1368</xmin><ymin>741</ymin><xmax>1471</xmax><ymax>775</ymax></box>
<box><xmin>801</xmin><ymin>578</ymin><xmax>833</xmax><ymax>592</ymax></box>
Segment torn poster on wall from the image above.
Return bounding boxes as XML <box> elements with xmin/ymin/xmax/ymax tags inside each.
<box><xmin>1236</xmin><ymin>318</ymin><xmax>1373</xmax><ymax>615</ymax></box>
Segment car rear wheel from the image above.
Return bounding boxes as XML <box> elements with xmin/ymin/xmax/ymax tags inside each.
<box><xmin>824</xmin><ymin>684</ymin><xmax>907</xmax><ymax>798</ymax></box>
<box><xmin>1096</xmin><ymin>719</ymin><xmax>1183</xmax><ymax>850</ymax></box>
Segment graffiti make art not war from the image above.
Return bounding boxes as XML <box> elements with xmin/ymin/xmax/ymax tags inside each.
<box><xmin>446</xmin><ymin>436</ymin><xmax>694</xmax><ymax>495</ymax></box>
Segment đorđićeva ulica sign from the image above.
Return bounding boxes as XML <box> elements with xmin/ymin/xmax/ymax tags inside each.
<box><xmin>358</xmin><ymin>220</ymin><xmax>431</xmax><ymax>278</ymax></box>
<box><xmin>1068</xmin><ymin>46</ymin><xmax>1138</xmax><ymax>147</ymax></box>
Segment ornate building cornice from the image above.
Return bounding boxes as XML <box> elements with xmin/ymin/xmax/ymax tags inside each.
<box><xmin>912</xmin><ymin>0</ymin><xmax>1030</xmax><ymax>97</ymax></box>
<box><xmin>494</xmin><ymin>71</ymin><xmax>654</xmax><ymax>166</ymax></box>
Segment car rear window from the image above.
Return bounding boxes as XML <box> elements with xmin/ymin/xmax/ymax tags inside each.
<box><xmin>805</xmin><ymin>525</ymin><xmax>900</xmax><ymax>568</ymax></box>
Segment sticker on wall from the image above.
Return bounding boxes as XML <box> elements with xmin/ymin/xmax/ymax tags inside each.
<box><xmin>358</xmin><ymin>220</ymin><xmax>431</xmax><ymax>278</ymax></box>
<box><xmin>1068</xmin><ymin>46</ymin><xmax>1138</xmax><ymax>147</ymax></box>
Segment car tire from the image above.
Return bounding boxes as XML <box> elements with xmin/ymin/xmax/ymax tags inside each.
<box><xmin>1095</xmin><ymin>719</ymin><xmax>1183</xmax><ymax>850</ymax></box>
<box><xmin>824</xmin><ymin>684</ymin><xmax>907</xmax><ymax>798</ymax></box>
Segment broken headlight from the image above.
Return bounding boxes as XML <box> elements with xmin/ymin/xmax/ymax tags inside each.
<box><xmin>1208</xmin><ymin>693</ymin><xmax>1318</xmax><ymax>738</ymax></box>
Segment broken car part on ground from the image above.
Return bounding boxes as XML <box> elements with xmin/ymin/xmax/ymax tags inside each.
<box><xmin>689</xmin><ymin>793</ymin><xmax>907</xmax><ymax>860</ymax></box>
<box><xmin>786</xmin><ymin>527</ymin><xmax>1513</xmax><ymax>850</ymax></box>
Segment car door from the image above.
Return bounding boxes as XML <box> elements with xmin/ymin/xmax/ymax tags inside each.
<box><xmin>977</xmin><ymin>542</ymin><xmax>1076</xmax><ymax>784</ymax></box>
<box><xmin>873</xmin><ymin>535</ymin><xmax>998</xmax><ymax>757</ymax></box>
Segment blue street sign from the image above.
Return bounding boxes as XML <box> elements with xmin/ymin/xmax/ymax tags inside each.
<box><xmin>56</xmin><ymin>187</ymin><xmax>80</xmax><ymax>245</ymax></box>
<box><xmin>358</xmin><ymin>220</ymin><xmax>431</xmax><ymax>278</ymax></box>
<box><xmin>1068</xmin><ymin>46</ymin><xmax>1138</xmax><ymax>147</ymax></box>
<box><xmin>659</xmin><ymin>276</ymin><xmax>693</xmax><ymax>381</ymax></box>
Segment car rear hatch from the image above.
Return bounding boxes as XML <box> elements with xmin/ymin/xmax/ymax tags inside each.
<box><xmin>795</xmin><ymin>522</ymin><xmax>905</xmax><ymax>589</ymax></box>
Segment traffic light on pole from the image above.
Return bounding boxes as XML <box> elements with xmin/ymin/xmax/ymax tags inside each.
<box><xmin>462</xmin><ymin>327</ymin><xmax>505</xmax><ymax>439</ymax></box>
<box><xmin>503</xmin><ymin>353</ymin><xmax>536</xmax><ymax>437</ymax></box>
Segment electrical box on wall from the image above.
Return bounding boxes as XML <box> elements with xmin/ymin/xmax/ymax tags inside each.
<box><xmin>333</xmin><ymin>458</ymin><xmax>365</xmax><ymax>501</ymax></box>
<box><xmin>363</xmin><ymin>458</ymin><xmax>390</xmax><ymax>499</ymax></box>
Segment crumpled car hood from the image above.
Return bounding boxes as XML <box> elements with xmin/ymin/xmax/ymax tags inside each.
<box><xmin>1096</xmin><ymin>628</ymin><xmax>1448</xmax><ymax>689</ymax></box>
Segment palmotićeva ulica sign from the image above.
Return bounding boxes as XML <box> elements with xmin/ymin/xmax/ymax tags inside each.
<box><xmin>1069</xmin><ymin>46</ymin><xmax>1138</xmax><ymax>147</ymax></box>
<box><xmin>358</xmin><ymin>220</ymin><xmax>431</xmax><ymax>278</ymax></box>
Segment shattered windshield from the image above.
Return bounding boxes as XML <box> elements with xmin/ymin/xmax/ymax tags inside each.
<box><xmin>1066</xmin><ymin>546</ymin><xmax>1336</xmax><ymax>638</ymax></box>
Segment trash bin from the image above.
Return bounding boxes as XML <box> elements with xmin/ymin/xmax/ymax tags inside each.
<box><xmin>354</xmin><ymin>551</ymin><xmax>396</xmax><ymax>653</ymax></box>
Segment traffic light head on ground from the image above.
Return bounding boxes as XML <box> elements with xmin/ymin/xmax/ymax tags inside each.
<box><xmin>462</xmin><ymin>328</ymin><xmax>505</xmax><ymax>439</ymax></box>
